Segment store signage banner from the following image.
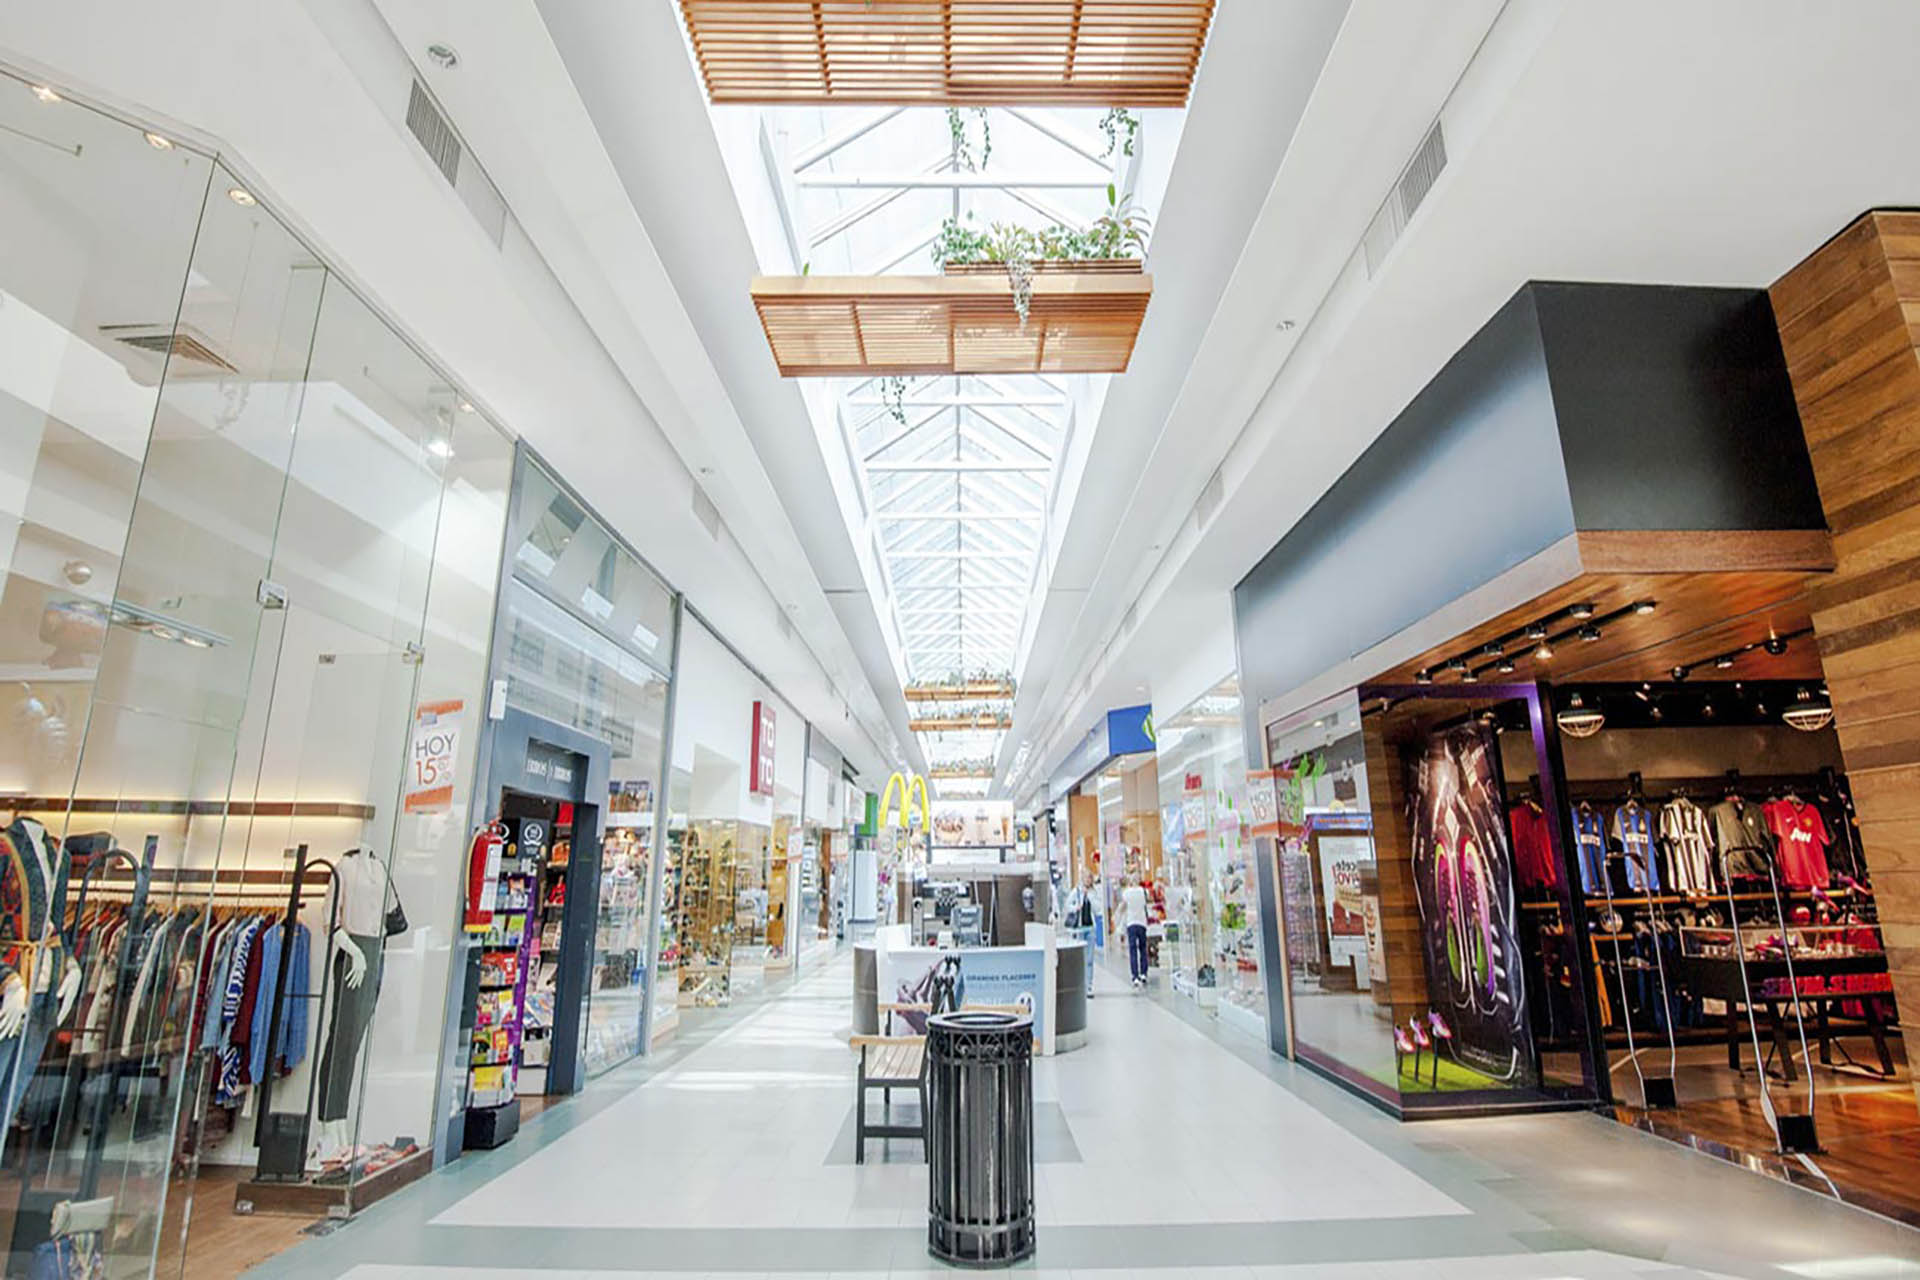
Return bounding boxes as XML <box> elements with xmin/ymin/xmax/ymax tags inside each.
<box><xmin>1106</xmin><ymin>703</ymin><xmax>1156</xmax><ymax>755</ymax></box>
<box><xmin>750</xmin><ymin>700</ymin><xmax>776</xmax><ymax>797</ymax></box>
<box><xmin>404</xmin><ymin>699</ymin><xmax>464</xmax><ymax>813</ymax></box>
<box><xmin>878</xmin><ymin>945</ymin><xmax>1046</xmax><ymax>1047</ymax></box>
<box><xmin>930</xmin><ymin>799</ymin><xmax>1013</xmax><ymax>848</ymax></box>
<box><xmin>1409</xmin><ymin>721</ymin><xmax>1536</xmax><ymax>1087</ymax></box>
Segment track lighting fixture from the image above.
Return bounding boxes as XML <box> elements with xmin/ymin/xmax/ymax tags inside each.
<box><xmin>1414</xmin><ymin>670</ymin><xmax>1432</xmax><ymax>685</ymax></box>
<box><xmin>1569</xmin><ymin>603</ymin><xmax>1596</xmax><ymax>620</ymax></box>
<box><xmin>1715</xmin><ymin>655</ymin><xmax>1736</xmax><ymax>670</ymax></box>
<box><xmin>1534</xmin><ymin>641</ymin><xmax>1554</xmax><ymax>661</ymax></box>
<box><xmin>1763</xmin><ymin>635</ymin><xmax>1789</xmax><ymax>656</ymax></box>
<box><xmin>1496</xmin><ymin>657</ymin><xmax>1516</xmax><ymax>674</ymax></box>
<box><xmin>1578</xmin><ymin>625</ymin><xmax>1602</xmax><ymax>643</ymax></box>
<box><xmin>1671</xmin><ymin>666</ymin><xmax>1688</xmax><ymax>682</ymax></box>
<box><xmin>1633</xmin><ymin>600</ymin><xmax>1657</xmax><ymax>615</ymax></box>
<box><xmin>1525</xmin><ymin>623</ymin><xmax>1548</xmax><ymax>642</ymax></box>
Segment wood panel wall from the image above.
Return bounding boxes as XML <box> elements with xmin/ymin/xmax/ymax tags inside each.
<box><xmin>1772</xmin><ymin>211</ymin><xmax>1920</xmax><ymax>1106</ymax></box>
<box><xmin>1362</xmin><ymin>723</ymin><xmax>1430</xmax><ymax>1022</ymax></box>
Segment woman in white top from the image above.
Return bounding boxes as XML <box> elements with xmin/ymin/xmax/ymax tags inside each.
<box><xmin>1114</xmin><ymin>875</ymin><xmax>1151</xmax><ymax>990</ymax></box>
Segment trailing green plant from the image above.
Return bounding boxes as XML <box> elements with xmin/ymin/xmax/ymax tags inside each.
<box><xmin>1099</xmin><ymin>107</ymin><xmax>1140</xmax><ymax>159</ymax></box>
<box><xmin>931</xmin><ymin>188</ymin><xmax>1152</xmax><ymax>325</ymax></box>
<box><xmin>946</xmin><ymin>106</ymin><xmax>991</xmax><ymax>171</ymax></box>
<box><xmin>879</xmin><ymin>375</ymin><xmax>909</xmax><ymax>425</ymax></box>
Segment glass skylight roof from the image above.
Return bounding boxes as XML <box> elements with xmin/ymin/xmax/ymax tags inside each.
<box><xmin>704</xmin><ymin>96</ymin><xmax>1179</xmax><ymax>784</ymax></box>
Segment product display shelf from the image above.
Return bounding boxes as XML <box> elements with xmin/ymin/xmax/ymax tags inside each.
<box><xmin>470</xmin><ymin>853</ymin><xmax>537</xmax><ymax>1111</ymax></box>
<box><xmin>675</xmin><ymin>824</ymin><xmax>737</xmax><ymax>1007</ymax></box>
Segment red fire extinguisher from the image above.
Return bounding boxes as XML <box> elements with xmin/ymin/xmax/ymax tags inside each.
<box><xmin>465</xmin><ymin>820</ymin><xmax>508</xmax><ymax>933</ymax></box>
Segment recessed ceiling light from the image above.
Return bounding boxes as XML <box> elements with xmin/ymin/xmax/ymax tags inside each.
<box><xmin>428</xmin><ymin>438</ymin><xmax>454</xmax><ymax>459</ymax></box>
<box><xmin>31</xmin><ymin>85</ymin><xmax>60</xmax><ymax>103</ymax></box>
<box><xmin>427</xmin><ymin>43</ymin><xmax>460</xmax><ymax>69</ymax></box>
<box><xmin>144</xmin><ymin>131</ymin><xmax>173</xmax><ymax>150</ymax></box>
<box><xmin>227</xmin><ymin>187</ymin><xmax>257</xmax><ymax>207</ymax></box>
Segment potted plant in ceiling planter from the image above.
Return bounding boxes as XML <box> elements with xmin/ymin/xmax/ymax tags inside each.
<box><xmin>933</xmin><ymin>185</ymin><xmax>1153</xmax><ymax>324</ymax></box>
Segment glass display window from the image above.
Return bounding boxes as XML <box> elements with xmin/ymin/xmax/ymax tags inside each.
<box><xmin>1263</xmin><ymin>685</ymin><xmax>1598</xmax><ymax>1113</ymax></box>
<box><xmin>0</xmin><ymin>70</ymin><xmax>517</xmax><ymax>1277</ymax></box>
<box><xmin>1153</xmin><ymin>678</ymin><xmax>1265</xmax><ymax>1037</ymax></box>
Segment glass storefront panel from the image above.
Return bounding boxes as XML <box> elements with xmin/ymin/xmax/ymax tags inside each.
<box><xmin>1</xmin><ymin>69</ymin><xmax>517</xmax><ymax>1277</ymax></box>
<box><xmin>489</xmin><ymin>458</ymin><xmax>674</xmax><ymax>1080</ymax></box>
<box><xmin>1154</xmin><ymin>678</ymin><xmax>1265</xmax><ymax>1038</ymax></box>
<box><xmin>664</xmin><ymin>614</ymin><xmax>811</xmax><ymax>1011</ymax></box>
<box><xmin>1265</xmin><ymin>687</ymin><xmax>1595</xmax><ymax>1113</ymax></box>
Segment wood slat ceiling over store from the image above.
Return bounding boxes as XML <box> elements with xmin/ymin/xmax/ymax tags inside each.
<box><xmin>680</xmin><ymin>0</ymin><xmax>1215</xmax><ymax>105</ymax></box>
<box><xmin>1372</xmin><ymin>532</ymin><xmax>1835</xmax><ymax>689</ymax></box>
<box><xmin>751</xmin><ymin>268</ymin><xmax>1151</xmax><ymax>376</ymax></box>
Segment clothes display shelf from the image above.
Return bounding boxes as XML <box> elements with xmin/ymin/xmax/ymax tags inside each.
<box><xmin>1512</xmin><ymin>768</ymin><xmax>1885</xmax><ymax>1075</ymax></box>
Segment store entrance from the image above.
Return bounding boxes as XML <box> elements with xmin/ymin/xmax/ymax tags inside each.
<box><xmin>444</xmin><ymin>710</ymin><xmax>611</xmax><ymax>1160</ymax></box>
<box><xmin>1540</xmin><ymin>677</ymin><xmax>1911</xmax><ymax>1219</ymax></box>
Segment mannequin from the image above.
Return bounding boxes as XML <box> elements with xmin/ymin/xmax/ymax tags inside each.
<box><xmin>0</xmin><ymin>817</ymin><xmax>82</xmax><ymax>1129</ymax></box>
<box><xmin>311</xmin><ymin>848</ymin><xmax>397</xmax><ymax>1167</ymax></box>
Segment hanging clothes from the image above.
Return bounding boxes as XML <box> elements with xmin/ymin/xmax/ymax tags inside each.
<box><xmin>1508</xmin><ymin>801</ymin><xmax>1560</xmax><ymax>891</ymax></box>
<box><xmin>1707</xmin><ymin>796</ymin><xmax>1772</xmax><ymax>880</ymax></box>
<box><xmin>1764</xmin><ymin>796</ymin><xmax>1832</xmax><ymax>889</ymax></box>
<box><xmin>1609</xmin><ymin>802</ymin><xmax>1660</xmax><ymax>892</ymax></box>
<box><xmin>1569</xmin><ymin>804</ymin><xmax>1607</xmax><ymax>894</ymax></box>
<box><xmin>1657</xmin><ymin>797</ymin><xmax>1718</xmax><ymax>895</ymax></box>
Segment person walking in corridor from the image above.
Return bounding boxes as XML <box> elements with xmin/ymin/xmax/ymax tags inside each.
<box><xmin>1116</xmin><ymin>874</ymin><xmax>1150</xmax><ymax>990</ymax></box>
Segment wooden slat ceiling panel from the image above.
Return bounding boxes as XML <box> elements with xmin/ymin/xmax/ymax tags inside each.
<box><xmin>752</xmin><ymin>269</ymin><xmax>1151</xmax><ymax>375</ymax></box>
<box><xmin>681</xmin><ymin>0</ymin><xmax>1215</xmax><ymax>105</ymax></box>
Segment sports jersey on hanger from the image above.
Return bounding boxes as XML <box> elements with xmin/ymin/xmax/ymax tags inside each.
<box><xmin>1658</xmin><ymin>797</ymin><xmax>1717</xmax><ymax>896</ymax></box>
<box><xmin>1610</xmin><ymin>803</ymin><xmax>1659</xmax><ymax>892</ymax></box>
<box><xmin>1508</xmin><ymin>801</ymin><xmax>1559</xmax><ymax>891</ymax></box>
<box><xmin>1569</xmin><ymin>805</ymin><xmax>1606</xmax><ymax>894</ymax></box>
<box><xmin>1764</xmin><ymin>797</ymin><xmax>1831</xmax><ymax>889</ymax></box>
<box><xmin>1707</xmin><ymin>797</ymin><xmax>1771</xmax><ymax>880</ymax></box>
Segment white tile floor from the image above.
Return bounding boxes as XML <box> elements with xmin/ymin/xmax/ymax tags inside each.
<box><xmin>245</xmin><ymin>949</ymin><xmax>1920</xmax><ymax>1279</ymax></box>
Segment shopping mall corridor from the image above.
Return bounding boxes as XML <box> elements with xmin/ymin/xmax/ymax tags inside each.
<box><xmin>240</xmin><ymin>949</ymin><xmax>1918</xmax><ymax>1279</ymax></box>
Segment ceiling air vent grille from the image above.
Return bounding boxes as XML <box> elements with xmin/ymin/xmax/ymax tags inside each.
<box><xmin>1194</xmin><ymin>466</ymin><xmax>1225</xmax><ymax>532</ymax></box>
<box><xmin>406</xmin><ymin>81</ymin><xmax>461</xmax><ymax>186</ymax></box>
<box><xmin>691</xmin><ymin>485</ymin><xmax>724</xmax><ymax>540</ymax></box>
<box><xmin>1364</xmin><ymin>120</ymin><xmax>1447</xmax><ymax>278</ymax></box>
<box><xmin>100</xmin><ymin>323</ymin><xmax>237</xmax><ymax>374</ymax></box>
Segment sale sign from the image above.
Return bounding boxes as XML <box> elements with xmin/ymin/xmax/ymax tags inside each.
<box><xmin>405</xmin><ymin>699</ymin><xmax>464</xmax><ymax>813</ymax></box>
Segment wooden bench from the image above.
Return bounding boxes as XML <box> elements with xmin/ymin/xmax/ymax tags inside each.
<box><xmin>849</xmin><ymin>1001</ymin><xmax>1025</xmax><ymax>1164</ymax></box>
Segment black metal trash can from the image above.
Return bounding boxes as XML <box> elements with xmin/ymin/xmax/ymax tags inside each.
<box><xmin>925</xmin><ymin>1010</ymin><xmax>1035</xmax><ymax>1268</ymax></box>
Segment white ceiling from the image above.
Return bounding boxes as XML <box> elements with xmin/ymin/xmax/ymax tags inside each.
<box><xmin>1014</xmin><ymin>0</ymin><xmax>1920</xmax><ymax>800</ymax></box>
<box><xmin>0</xmin><ymin>0</ymin><xmax>915</xmax><ymax>784</ymax></box>
<box><xmin>16</xmin><ymin>0</ymin><xmax>1918</xmax><ymax>809</ymax></box>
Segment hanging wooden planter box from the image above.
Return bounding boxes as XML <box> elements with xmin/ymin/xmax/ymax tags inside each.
<box><xmin>680</xmin><ymin>0</ymin><xmax>1216</xmax><ymax>106</ymax></box>
<box><xmin>751</xmin><ymin>261</ymin><xmax>1149</xmax><ymax>377</ymax></box>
